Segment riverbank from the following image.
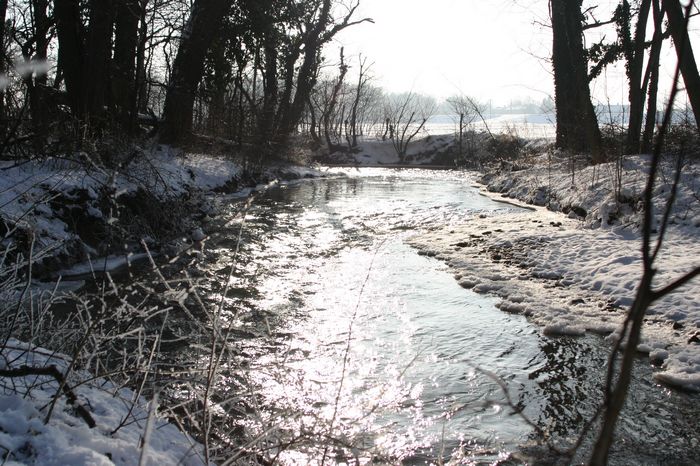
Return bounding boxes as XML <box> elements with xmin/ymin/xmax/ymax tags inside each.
<box><xmin>0</xmin><ymin>147</ymin><xmax>329</xmax><ymax>465</ymax></box>
<box><xmin>0</xmin><ymin>146</ymin><xmax>326</xmax><ymax>277</ymax></box>
<box><xmin>409</xmin><ymin>153</ymin><xmax>700</xmax><ymax>392</ymax></box>
<box><xmin>315</xmin><ymin>131</ymin><xmax>544</xmax><ymax>168</ymax></box>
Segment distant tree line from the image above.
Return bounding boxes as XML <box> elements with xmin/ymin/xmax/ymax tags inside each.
<box><xmin>550</xmin><ymin>0</ymin><xmax>700</xmax><ymax>162</ymax></box>
<box><xmin>0</xmin><ymin>0</ymin><xmax>370</xmax><ymax>163</ymax></box>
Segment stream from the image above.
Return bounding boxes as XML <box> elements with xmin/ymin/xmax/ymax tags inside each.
<box><xmin>182</xmin><ymin>168</ymin><xmax>698</xmax><ymax>464</ymax></box>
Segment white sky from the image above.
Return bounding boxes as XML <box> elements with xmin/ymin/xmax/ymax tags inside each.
<box><xmin>333</xmin><ymin>0</ymin><xmax>557</xmax><ymax>106</ymax></box>
<box><xmin>333</xmin><ymin>0</ymin><xmax>696</xmax><ymax>107</ymax></box>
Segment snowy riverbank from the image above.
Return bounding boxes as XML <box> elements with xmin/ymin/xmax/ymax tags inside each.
<box><xmin>409</xmin><ymin>153</ymin><xmax>700</xmax><ymax>392</ymax></box>
<box><xmin>0</xmin><ymin>146</ymin><xmax>325</xmax><ymax>275</ymax></box>
<box><xmin>0</xmin><ymin>148</ymin><xmax>328</xmax><ymax>465</ymax></box>
<box><xmin>0</xmin><ymin>339</ymin><xmax>208</xmax><ymax>465</ymax></box>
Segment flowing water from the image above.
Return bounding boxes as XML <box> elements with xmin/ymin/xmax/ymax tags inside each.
<box><xmin>192</xmin><ymin>168</ymin><xmax>699</xmax><ymax>465</ymax></box>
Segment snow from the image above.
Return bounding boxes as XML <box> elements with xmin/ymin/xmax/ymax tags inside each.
<box><xmin>324</xmin><ymin>134</ymin><xmax>456</xmax><ymax>166</ymax></box>
<box><xmin>0</xmin><ymin>147</ymin><xmax>326</xmax><ymax>267</ymax></box>
<box><xmin>0</xmin><ymin>339</ymin><xmax>207</xmax><ymax>465</ymax></box>
<box><xmin>409</xmin><ymin>154</ymin><xmax>700</xmax><ymax>392</ymax></box>
<box><xmin>54</xmin><ymin>253</ymin><xmax>151</xmax><ymax>280</ymax></box>
<box><xmin>0</xmin><ymin>148</ymin><xmax>238</xmax><ymax>257</ymax></box>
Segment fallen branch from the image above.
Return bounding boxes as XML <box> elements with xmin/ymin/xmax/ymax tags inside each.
<box><xmin>0</xmin><ymin>364</ymin><xmax>96</xmax><ymax>428</ymax></box>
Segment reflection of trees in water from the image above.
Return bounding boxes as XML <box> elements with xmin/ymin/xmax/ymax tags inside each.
<box><xmin>521</xmin><ymin>335</ymin><xmax>700</xmax><ymax>464</ymax></box>
<box><xmin>528</xmin><ymin>337</ymin><xmax>599</xmax><ymax>438</ymax></box>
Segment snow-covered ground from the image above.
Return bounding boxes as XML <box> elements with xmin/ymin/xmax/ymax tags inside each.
<box><xmin>322</xmin><ymin>134</ymin><xmax>457</xmax><ymax>166</ymax></box>
<box><xmin>0</xmin><ymin>339</ymin><xmax>208</xmax><ymax>465</ymax></box>
<box><xmin>0</xmin><ymin>146</ymin><xmax>324</xmax><ymax>271</ymax></box>
<box><xmin>409</xmin><ymin>153</ymin><xmax>700</xmax><ymax>392</ymax></box>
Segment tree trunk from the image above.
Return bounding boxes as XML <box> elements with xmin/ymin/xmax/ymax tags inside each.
<box><xmin>134</xmin><ymin>0</ymin><xmax>149</xmax><ymax>115</ymax></box>
<box><xmin>626</xmin><ymin>0</ymin><xmax>651</xmax><ymax>154</ymax></box>
<box><xmin>276</xmin><ymin>0</ymin><xmax>332</xmax><ymax>144</ymax></box>
<box><xmin>323</xmin><ymin>49</ymin><xmax>347</xmax><ymax>151</ymax></box>
<box><xmin>26</xmin><ymin>0</ymin><xmax>50</xmax><ymax>137</ymax></box>
<box><xmin>664</xmin><ymin>0</ymin><xmax>700</xmax><ymax>132</ymax></box>
<box><xmin>83</xmin><ymin>0</ymin><xmax>115</xmax><ymax>120</ymax></box>
<box><xmin>0</xmin><ymin>0</ymin><xmax>7</xmax><ymax>120</ymax></box>
<box><xmin>349</xmin><ymin>57</ymin><xmax>368</xmax><ymax>148</ymax></box>
<box><xmin>160</xmin><ymin>0</ymin><xmax>230</xmax><ymax>144</ymax></box>
<box><xmin>113</xmin><ymin>0</ymin><xmax>139</xmax><ymax>132</ymax></box>
<box><xmin>307</xmin><ymin>96</ymin><xmax>320</xmax><ymax>145</ymax></box>
<box><xmin>274</xmin><ymin>40</ymin><xmax>302</xmax><ymax>136</ymax></box>
<box><xmin>207</xmin><ymin>38</ymin><xmax>230</xmax><ymax>137</ymax></box>
<box><xmin>551</xmin><ymin>0</ymin><xmax>603</xmax><ymax>162</ymax></box>
<box><xmin>642</xmin><ymin>0</ymin><xmax>664</xmax><ymax>153</ymax></box>
<box><xmin>55</xmin><ymin>0</ymin><xmax>85</xmax><ymax>117</ymax></box>
<box><xmin>255</xmin><ymin>32</ymin><xmax>279</xmax><ymax>151</ymax></box>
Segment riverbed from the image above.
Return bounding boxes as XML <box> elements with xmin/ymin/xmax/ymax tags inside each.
<box><xmin>184</xmin><ymin>168</ymin><xmax>699</xmax><ymax>464</ymax></box>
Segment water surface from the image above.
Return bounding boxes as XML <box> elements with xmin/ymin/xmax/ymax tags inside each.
<box><xmin>197</xmin><ymin>168</ymin><xmax>699</xmax><ymax>464</ymax></box>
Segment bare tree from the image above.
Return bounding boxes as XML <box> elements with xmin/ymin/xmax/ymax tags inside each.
<box><xmin>551</xmin><ymin>0</ymin><xmax>603</xmax><ymax>162</ymax></box>
<box><xmin>446</xmin><ymin>94</ymin><xmax>480</xmax><ymax>163</ymax></box>
<box><xmin>323</xmin><ymin>48</ymin><xmax>349</xmax><ymax>151</ymax></box>
<box><xmin>347</xmin><ymin>54</ymin><xmax>373</xmax><ymax>149</ymax></box>
<box><xmin>384</xmin><ymin>92</ymin><xmax>436</xmax><ymax>162</ymax></box>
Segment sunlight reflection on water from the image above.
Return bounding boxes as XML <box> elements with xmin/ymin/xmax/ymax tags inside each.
<box><xmin>222</xmin><ymin>171</ymin><xmax>534</xmax><ymax>463</ymax></box>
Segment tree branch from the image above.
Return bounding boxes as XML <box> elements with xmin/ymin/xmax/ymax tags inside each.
<box><xmin>0</xmin><ymin>365</ymin><xmax>96</xmax><ymax>428</ymax></box>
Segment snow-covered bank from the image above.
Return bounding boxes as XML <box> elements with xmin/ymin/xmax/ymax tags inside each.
<box><xmin>409</xmin><ymin>154</ymin><xmax>700</xmax><ymax>391</ymax></box>
<box><xmin>0</xmin><ymin>339</ymin><xmax>207</xmax><ymax>465</ymax></box>
<box><xmin>0</xmin><ymin>146</ymin><xmax>326</xmax><ymax>275</ymax></box>
<box><xmin>317</xmin><ymin>132</ymin><xmax>549</xmax><ymax>170</ymax></box>
<box><xmin>317</xmin><ymin>134</ymin><xmax>456</xmax><ymax>166</ymax></box>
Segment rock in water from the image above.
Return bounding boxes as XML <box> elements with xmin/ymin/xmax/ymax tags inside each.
<box><xmin>191</xmin><ymin>227</ymin><xmax>206</xmax><ymax>242</ymax></box>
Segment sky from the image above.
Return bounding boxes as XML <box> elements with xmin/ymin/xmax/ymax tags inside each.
<box><xmin>333</xmin><ymin>0</ymin><xmax>559</xmax><ymax>106</ymax></box>
<box><xmin>332</xmin><ymin>0</ymin><xmax>694</xmax><ymax>107</ymax></box>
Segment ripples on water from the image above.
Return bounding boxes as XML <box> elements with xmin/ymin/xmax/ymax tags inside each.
<box><xmin>183</xmin><ymin>169</ymin><xmax>699</xmax><ymax>465</ymax></box>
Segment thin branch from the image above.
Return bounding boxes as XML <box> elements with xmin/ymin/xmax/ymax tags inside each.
<box><xmin>652</xmin><ymin>266</ymin><xmax>700</xmax><ymax>299</ymax></box>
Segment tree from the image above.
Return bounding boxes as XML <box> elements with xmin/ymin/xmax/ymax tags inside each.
<box><xmin>446</xmin><ymin>94</ymin><xmax>480</xmax><ymax>163</ymax></box>
<box><xmin>550</xmin><ymin>0</ymin><xmax>603</xmax><ymax>162</ymax></box>
<box><xmin>55</xmin><ymin>0</ymin><xmax>85</xmax><ymax>117</ymax></box>
<box><xmin>83</xmin><ymin>0</ymin><xmax>115</xmax><ymax>119</ymax></box>
<box><xmin>0</xmin><ymin>0</ymin><xmax>8</xmax><ymax>120</ymax></box>
<box><xmin>113</xmin><ymin>0</ymin><xmax>140</xmax><ymax>132</ymax></box>
<box><xmin>347</xmin><ymin>54</ymin><xmax>372</xmax><ymax>149</ymax></box>
<box><xmin>384</xmin><ymin>92</ymin><xmax>436</xmax><ymax>162</ymax></box>
<box><xmin>160</xmin><ymin>0</ymin><xmax>231</xmax><ymax>144</ymax></box>
<box><xmin>664</xmin><ymin>0</ymin><xmax>700</xmax><ymax>133</ymax></box>
<box><xmin>322</xmin><ymin>48</ymin><xmax>348</xmax><ymax>151</ymax></box>
<box><xmin>641</xmin><ymin>0</ymin><xmax>664</xmax><ymax>153</ymax></box>
<box><xmin>624</xmin><ymin>0</ymin><xmax>651</xmax><ymax>154</ymax></box>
